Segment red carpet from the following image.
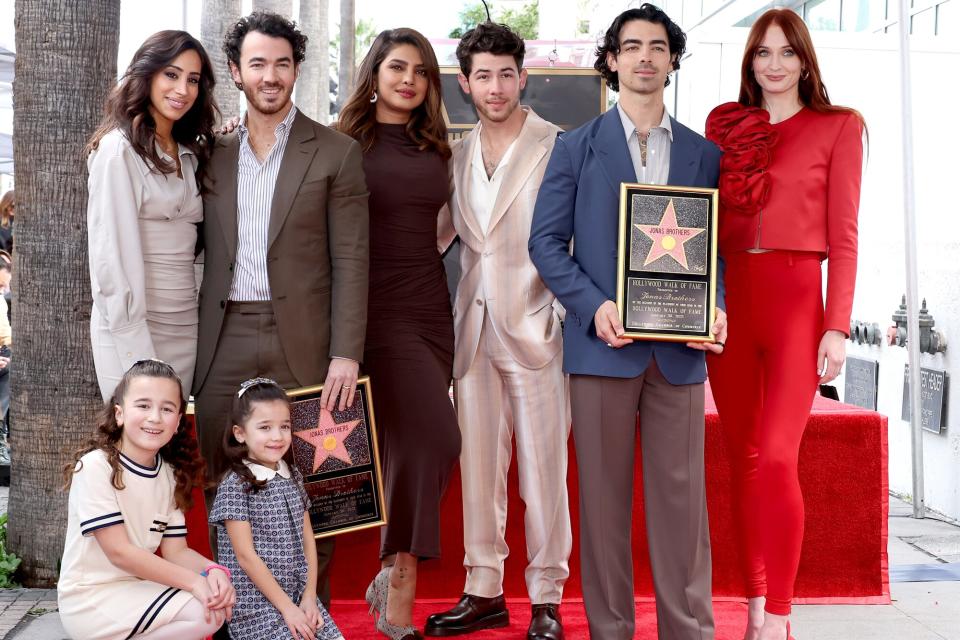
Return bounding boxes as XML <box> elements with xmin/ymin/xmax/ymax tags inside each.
<box><xmin>330</xmin><ymin>599</ymin><xmax>749</xmax><ymax>639</ymax></box>
<box><xmin>185</xmin><ymin>389</ymin><xmax>890</xmax><ymax>607</ymax></box>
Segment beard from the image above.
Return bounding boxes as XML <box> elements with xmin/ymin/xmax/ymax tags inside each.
<box><xmin>474</xmin><ymin>95</ymin><xmax>521</xmax><ymax>124</ymax></box>
<box><xmin>242</xmin><ymin>82</ymin><xmax>294</xmax><ymax>116</ymax></box>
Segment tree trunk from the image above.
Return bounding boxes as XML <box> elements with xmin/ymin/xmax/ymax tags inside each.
<box><xmin>10</xmin><ymin>0</ymin><xmax>120</xmax><ymax>586</ymax></box>
<box><xmin>201</xmin><ymin>0</ymin><xmax>242</xmax><ymax>125</ymax></box>
<box><xmin>298</xmin><ymin>0</ymin><xmax>330</xmax><ymax>123</ymax></box>
<box><xmin>337</xmin><ymin>0</ymin><xmax>356</xmax><ymax>111</ymax></box>
<box><xmin>252</xmin><ymin>0</ymin><xmax>291</xmax><ymax>16</ymax></box>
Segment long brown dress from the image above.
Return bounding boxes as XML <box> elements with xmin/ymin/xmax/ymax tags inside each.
<box><xmin>362</xmin><ymin>123</ymin><xmax>461</xmax><ymax>560</ymax></box>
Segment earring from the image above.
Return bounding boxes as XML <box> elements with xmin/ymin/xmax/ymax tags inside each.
<box><xmin>370</xmin><ymin>91</ymin><xmax>378</xmax><ymax>103</ymax></box>
<box><xmin>801</xmin><ymin>69</ymin><xmax>810</xmax><ymax>80</ymax></box>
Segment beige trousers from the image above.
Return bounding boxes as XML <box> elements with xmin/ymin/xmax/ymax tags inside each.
<box><xmin>454</xmin><ymin>313</ymin><xmax>571</xmax><ymax>604</ymax></box>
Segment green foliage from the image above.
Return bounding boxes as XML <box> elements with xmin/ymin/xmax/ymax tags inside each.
<box><xmin>449</xmin><ymin>1</ymin><xmax>540</xmax><ymax>40</ymax></box>
<box><xmin>0</xmin><ymin>513</ymin><xmax>21</xmax><ymax>589</ymax></box>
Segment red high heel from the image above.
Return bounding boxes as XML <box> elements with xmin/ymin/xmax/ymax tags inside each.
<box><xmin>786</xmin><ymin>621</ymin><xmax>796</xmax><ymax>640</ymax></box>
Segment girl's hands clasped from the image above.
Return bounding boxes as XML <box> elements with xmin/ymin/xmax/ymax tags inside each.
<box><xmin>281</xmin><ymin>601</ymin><xmax>317</xmax><ymax>640</ymax></box>
<box><xmin>204</xmin><ymin>568</ymin><xmax>236</xmax><ymax>621</ymax></box>
<box><xmin>300</xmin><ymin>596</ymin><xmax>323</xmax><ymax>632</ymax></box>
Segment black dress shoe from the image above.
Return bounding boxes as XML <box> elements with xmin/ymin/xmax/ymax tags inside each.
<box><xmin>527</xmin><ymin>603</ymin><xmax>563</xmax><ymax>640</ymax></box>
<box><xmin>424</xmin><ymin>593</ymin><xmax>509</xmax><ymax>636</ymax></box>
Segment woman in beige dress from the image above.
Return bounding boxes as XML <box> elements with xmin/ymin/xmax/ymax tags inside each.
<box><xmin>87</xmin><ymin>30</ymin><xmax>217</xmax><ymax>400</ymax></box>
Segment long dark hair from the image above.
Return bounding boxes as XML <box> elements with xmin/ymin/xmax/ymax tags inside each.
<box><xmin>87</xmin><ymin>30</ymin><xmax>218</xmax><ymax>179</ymax></box>
<box><xmin>739</xmin><ymin>9</ymin><xmax>864</xmax><ymax>129</ymax></box>
<box><xmin>222</xmin><ymin>378</ymin><xmax>291</xmax><ymax>493</ymax></box>
<box><xmin>337</xmin><ymin>28</ymin><xmax>450</xmax><ymax>159</ymax></box>
<box><xmin>64</xmin><ymin>360</ymin><xmax>205</xmax><ymax>513</ymax></box>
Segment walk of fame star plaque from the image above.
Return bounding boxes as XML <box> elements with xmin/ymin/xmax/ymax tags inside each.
<box><xmin>287</xmin><ymin>376</ymin><xmax>387</xmax><ymax>538</ymax></box>
<box><xmin>617</xmin><ymin>183</ymin><xmax>719</xmax><ymax>341</ymax></box>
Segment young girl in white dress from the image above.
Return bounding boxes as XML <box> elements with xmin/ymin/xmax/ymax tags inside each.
<box><xmin>210</xmin><ymin>378</ymin><xmax>344</xmax><ymax>640</ymax></box>
<box><xmin>58</xmin><ymin>359</ymin><xmax>235</xmax><ymax>639</ymax></box>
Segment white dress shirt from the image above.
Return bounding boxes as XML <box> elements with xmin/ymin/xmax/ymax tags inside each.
<box><xmin>468</xmin><ymin>123</ymin><xmax>519</xmax><ymax>235</ymax></box>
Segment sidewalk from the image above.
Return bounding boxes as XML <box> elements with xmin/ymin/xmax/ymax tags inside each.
<box><xmin>1</xmin><ymin>492</ymin><xmax>959</xmax><ymax>638</ymax></box>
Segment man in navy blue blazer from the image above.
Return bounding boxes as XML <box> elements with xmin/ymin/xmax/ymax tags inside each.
<box><xmin>529</xmin><ymin>5</ymin><xmax>727</xmax><ymax>639</ymax></box>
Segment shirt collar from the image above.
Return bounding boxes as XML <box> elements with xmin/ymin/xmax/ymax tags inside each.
<box><xmin>238</xmin><ymin>104</ymin><xmax>299</xmax><ymax>143</ymax></box>
<box><xmin>470</xmin><ymin>121</ymin><xmax>518</xmax><ymax>178</ymax></box>
<box><xmin>243</xmin><ymin>458</ymin><xmax>291</xmax><ymax>481</ymax></box>
<box><xmin>616</xmin><ymin>102</ymin><xmax>674</xmax><ymax>142</ymax></box>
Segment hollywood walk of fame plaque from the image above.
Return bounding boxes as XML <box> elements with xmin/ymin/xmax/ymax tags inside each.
<box><xmin>617</xmin><ymin>183</ymin><xmax>719</xmax><ymax>341</ymax></box>
<box><xmin>288</xmin><ymin>376</ymin><xmax>387</xmax><ymax>538</ymax></box>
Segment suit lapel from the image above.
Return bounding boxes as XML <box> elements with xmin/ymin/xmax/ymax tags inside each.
<box><xmin>455</xmin><ymin>128</ymin><xmax>483</xmax><ymax>242</ymax></box>
<box><xmin>485</xmin><ymin>115</ymin><xmax>549</xmax><ymax>235</ymax></box>
<box><xmin>268</xmin><ymin>111</ymin><xmax>318</xmax><ymax>248</ymax></box>
<box><xmin>667</xmin><ymin>117</ymin><xmax>701</xmax><ymax>187</ymax></box>
<box><xmin>215</xmin><ymin>135</ymin><xmax>240</xmax><ymax>258</ymax></box>
<box><xmin>588</xmin><ymin>107</ymin><xmax>636</xmax><ymax>194</ymax></box>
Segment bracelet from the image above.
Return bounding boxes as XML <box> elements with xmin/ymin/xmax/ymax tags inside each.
<box><xmin>201</xmin><ymin>563</ymin><xmax>232</xmax><ymax>579</ymax></box>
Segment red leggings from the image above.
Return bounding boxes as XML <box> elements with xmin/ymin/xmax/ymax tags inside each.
<box><xmin>708</xmin><ymin>250</ymin><xmax>823</xmax><ymax>616</ymax></box>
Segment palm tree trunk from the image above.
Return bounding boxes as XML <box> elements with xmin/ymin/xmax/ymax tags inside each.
<box><xmin>252</xmin><ymin>0</ymin><xmax>291</xmax><ymax>15</ymax></box>
<box><xmin>298</xmin><ymin>0</ymin><xmax>330</xmax><ymax>123</ymax></box>
<box><xmin>201</xmin><ymin>0</ymin><xmax>242</xmax><ymax>125</ymax></box>
<box><xmin>9</xmin><ymin>0</ymin><xmax>120</xmax><ymax>586</ymax></box>
<box><xmin>337</xmin><ymin>0</ymin><xmax>356</xmax><ymax>111</ymax></box>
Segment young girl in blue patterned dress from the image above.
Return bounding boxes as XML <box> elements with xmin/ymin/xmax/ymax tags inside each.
<box><xmin>210</xmin><ymin>378</ymin><xmax>344</xmax><ymax>640</ymax></box>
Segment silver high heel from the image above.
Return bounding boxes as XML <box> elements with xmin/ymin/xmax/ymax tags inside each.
<box><xmin>376</xmin><ymin>612</ymin><xmax>422</xmax><ymax>640</ymax></box>
<box><xmin>366</xmin><ymin>566</ymin><xmax>391</xmax><ymax>615</ymax></box>
<box><xmin>367</xmin><ymin>566</ymin><xmax>422</xmax><ymax>639</ymax></box>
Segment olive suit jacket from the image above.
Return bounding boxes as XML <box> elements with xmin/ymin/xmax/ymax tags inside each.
<box><xmin>193</xmin><ymin>110</ymin><xmax>370</xmax><ymax>395</ymax></box>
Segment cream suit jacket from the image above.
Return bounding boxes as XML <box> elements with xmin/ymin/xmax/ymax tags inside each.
<box><xmin>439</xmin><ymin>108</ymin><xmax>563</xmax><ymax>379</ymax></box>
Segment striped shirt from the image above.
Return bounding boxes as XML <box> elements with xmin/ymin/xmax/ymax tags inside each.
<box><xmin>229</xmin><ymin>105</ymin><xmax>298</xmax><ymax>301</ymax></box>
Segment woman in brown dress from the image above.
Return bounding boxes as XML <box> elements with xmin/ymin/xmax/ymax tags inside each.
<box><xmin>338</xmin><ymin>28</ymin><xmax>460</xmax><ymax>640</ymax></box>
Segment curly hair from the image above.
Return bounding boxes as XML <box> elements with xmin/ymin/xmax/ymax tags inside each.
<box><xmin>594</xmin><ymin>4</ymin><xmax>686</xmax><ymax>91</ymax></box>
<box><xmin>336</xmin><ymin>28</ymin><xmax>451</xmax><ymax>159</ymax></box>
<box><xmin>222</xmin><ymin>11</ymin><xmax>308</xmax><ymax>75</ymax></box>
<box><xmin>63</xmin><ymin>360</ymin><xmax>205</xmax><ymax>513</ymax></box>
<box><xmin>455</xmin><ymin>21</ymin><xmax>526</xmax><ymax>77</ymax></box>
<box><xmin>222</xmin><ymin>379</ymin><xmax>292</xmax><ymax>493</ymax></box>
<box><xmin>87</xmin><ymin>30</ymin><xmax>218</xmax><ymax>180</ymax></box>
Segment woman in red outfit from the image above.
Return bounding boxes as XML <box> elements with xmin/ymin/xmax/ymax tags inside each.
<box><xmin>706</xmin><ymin>9</ymin><xmax>865</xmax><ymax>640</ymax></box>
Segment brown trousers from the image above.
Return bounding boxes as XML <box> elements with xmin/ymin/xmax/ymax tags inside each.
<box><xmin>194</xmin><ymin>301</ymin><xmax>335</xmax><ymax>607</ymax></box>
<box><xmin>570</xmin><ymin>360</ymin><xmax>714</xmax><ymax>640</ymax></box>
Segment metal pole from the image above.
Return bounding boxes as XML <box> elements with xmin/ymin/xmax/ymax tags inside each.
<box><xmin>897</xmin><ymin>0</ymin><xmax>925</xmax><ymax>519</ymax></box>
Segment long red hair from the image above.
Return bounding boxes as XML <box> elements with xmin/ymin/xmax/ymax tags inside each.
<box><xmin>739</xmin><ymin>9</ymin><xmax>865</xmax><ymax>129</ymax></box>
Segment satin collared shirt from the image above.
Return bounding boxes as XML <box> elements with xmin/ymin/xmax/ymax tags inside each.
<box><xmin>617</xmin><ymin>102</ymin><xmax>673</xmax><ymax>185</ymax></box>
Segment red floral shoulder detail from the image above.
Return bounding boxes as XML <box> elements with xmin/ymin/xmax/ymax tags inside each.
<box><xmin>706</xmin><ymin>102</ymin><xmax>779</xmax><ymax>216</ymax></box>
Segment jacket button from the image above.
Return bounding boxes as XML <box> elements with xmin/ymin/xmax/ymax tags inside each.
<box><xmin>228</xmin><ymin>263</ymin><xmax>234</xmax><ymax>272</ymax></box>
<box><xmin>475</xmin><ymin>299</ymin><xmax>483</xmax><ymax>306</ymax></box>
<box><xmin>220</xmin><ymin>300</ymin><xmax>226</xmax><ymax>309</ymax></box>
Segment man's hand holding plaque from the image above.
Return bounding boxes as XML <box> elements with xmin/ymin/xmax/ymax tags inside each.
<box><xmin>616</xmin><ymin>183</ymin><xmax>720</xmax><ymax>343</ymax></box>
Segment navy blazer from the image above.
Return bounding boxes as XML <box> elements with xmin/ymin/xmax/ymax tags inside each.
<box><xmin>529</xmin><ymin>107</ymin><xmax>724</xmax><ymax>384</ymax></box>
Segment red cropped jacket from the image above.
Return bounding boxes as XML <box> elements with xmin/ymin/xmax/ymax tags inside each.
<box><xmin>706</xmin><ymin>104</ymin><xmax>864</xmax><ymax>335</ymax></box>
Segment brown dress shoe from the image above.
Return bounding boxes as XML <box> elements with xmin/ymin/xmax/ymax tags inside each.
<box><xmin>527</xmin><ymin>603</ymin><xmax>563</xmax><ymax>640</ymax></box>
<box><xmin>424</xmin><ymin>594</ymin><xmax>509</xmax><ymax>636</ymax></box>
